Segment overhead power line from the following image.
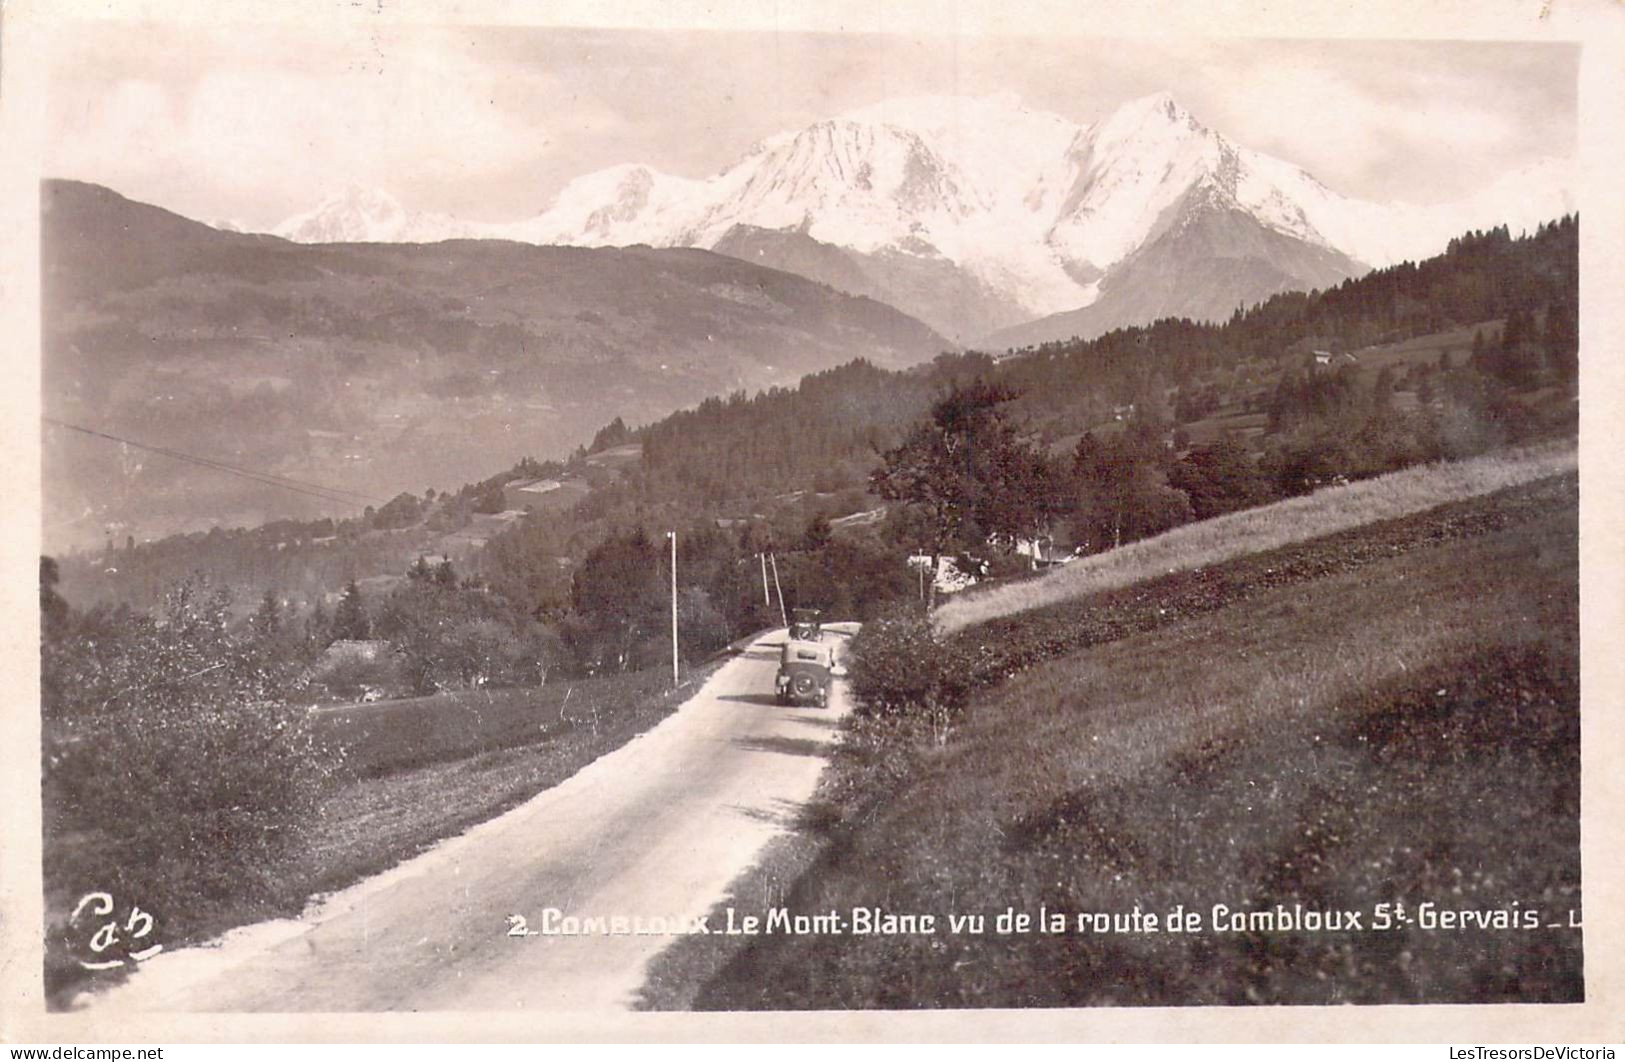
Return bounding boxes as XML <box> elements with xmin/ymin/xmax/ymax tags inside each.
<box><xmin>43</xmin><ymin>417</ymin><xmax>385</xmax><ymax>507</ymax></box>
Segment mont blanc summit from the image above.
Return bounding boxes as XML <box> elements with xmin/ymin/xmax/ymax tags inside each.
<box><xmin>269</xmin><ymin>92</ymin><xmax>1573</xmax><ymax>346</ymax></box>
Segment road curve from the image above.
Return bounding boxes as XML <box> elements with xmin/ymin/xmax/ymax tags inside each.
<box><xmin>93</xmin><ymin>626</ymin><xmax>854</xmax><ymax>1012</ymax></box>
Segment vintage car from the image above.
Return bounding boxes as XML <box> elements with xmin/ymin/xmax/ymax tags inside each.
<box><xmin>775</xmin><ymin>634</ymin><xmax>836</xmax><ymax>707</ymax></box>
<box><xmin>788</xmin><ymin>607</ymin><xmax>824</xmax><ymax>643</ymax></box>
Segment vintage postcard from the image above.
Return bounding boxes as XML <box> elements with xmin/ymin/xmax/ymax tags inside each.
<box><xmin>2</xmin><ymin>0</ymin><xmax>1623</xmax><ymax>1043</ymax></box>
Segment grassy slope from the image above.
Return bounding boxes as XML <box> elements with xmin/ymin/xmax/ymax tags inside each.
<box><xmin>692</xmin><ymin>473</ymin><xmax>1578</xmax><ymax>1008</ymax></box>
<box><xmin>936</xmin><ymin>442</ymin><xmax>1576</xmax><ymax>634</ymax></box>
<box><xmin>294</xmin><ymin>662</ymin><xmax>724</xmax><ymax>897</ymax></box>
<box><xmin>314</xmin><ymin>668</ymin><xmax>685</xmax><ymax>778</ymax></box>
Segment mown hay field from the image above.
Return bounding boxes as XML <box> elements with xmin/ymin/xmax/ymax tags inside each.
<box><xmin>935</xmin><ymin>441</ymin><xmax>1575</xmax><ymax>635</ymax></box>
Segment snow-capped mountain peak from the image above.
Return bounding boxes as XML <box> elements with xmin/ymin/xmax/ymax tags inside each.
<box><xmin>511</xmin><ymin>163</ymin><xmax>702</xmax><ymax>246</ymax></box>
<box><xmin>837</xmin><ymin>93</ymin><xmax>1082</xmax><ymax>209</ymax></box>
<box><xmin>262</xmin><ymin>90</ymin><xmax>1574</xmax><ymax>344</ymax></box>
<box><xmin>1096</xmin><ymin>90</ymin><xmax>1202</xmax><ymax>139</ymax></box>
<box><xmin>676</xmin><ymin>116</ymin><xmax>991</xmax><ymax>253</ymax></box>
<box><xmin>1045</xmin><ymin>93</ymin><xmax>1234</xmax><ymax>272</ymax></box>
<box><xmin>274</xmin><ymin>183</ymin><xmax>473</xmax><ymax>244</ymax></box>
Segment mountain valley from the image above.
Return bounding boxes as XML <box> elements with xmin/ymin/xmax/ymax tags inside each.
<box><xmin>42</xmin><ymin>180</ymin><xmax>947</xmax><ymax>549</ymax></box>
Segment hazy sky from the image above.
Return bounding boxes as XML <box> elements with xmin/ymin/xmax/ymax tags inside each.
<box><xmin>44</xmin><ymin>22</ymin><xmax>1578</xmax><ymax>228</ymax></box>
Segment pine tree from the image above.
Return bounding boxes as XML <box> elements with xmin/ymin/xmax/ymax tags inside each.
<box><xmin>1545</xmin><ymin>299</ymin><xmax>1578</xmax><ymax>382</ymax></box>
<box><xmin>40</xmin><ymin>556</ymin><xmax>71</xmax><ymax>641</ymax></box>
<box><xmin>252</xmin><ymin>589</ymin><xmax>281</xmax><ymax>637</ymax></box>
<box><xmin>306</xmin><ymin>601</ymin><xmax>330</xmax><ymax>648</ymax></box>
<box><xmin>802</xmin><ymin>513</ymin><xmax>833</xmax><ymax>552</ymax></box>
<box><xmin>1493</xmin><ymin>308</ymin><xmax>1540</xmax><ymax>388</ymax></box>
<box><xmin>332</xmin><ymin>580</ymin><xmax>370</xmax><ymax>641</ymax></box>
<box><xmin>1371</xmin><ymin>366</ymin><xmax>1397</xmax><ymax>409</ymax></box>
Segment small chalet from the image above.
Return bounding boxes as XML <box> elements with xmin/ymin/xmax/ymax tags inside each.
<box><xmin>1015</xmin><ymin>533</ymin><xmax>1077</xmax><ymax>570</ymax></box>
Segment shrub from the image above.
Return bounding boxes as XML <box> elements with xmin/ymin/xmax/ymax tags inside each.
<box><xmin>41</xmin><ymin>580</ymin><xmax>344</xmax><ymax>996</ymax></box>
<box><xmin>845</xmin><ymin>608</ymin><xmax>979</xmax><ymax>741</ymax></box>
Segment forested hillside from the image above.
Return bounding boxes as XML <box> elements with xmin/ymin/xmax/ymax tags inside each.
<box><xmin>541</xmin><ymin>216</ymin><xmax>1577</xmax><ymax>537</ymax></box>
<box><xmin>52</xmin><ymin>215</ymin><xmax>1577</xmax><ymax>690</ymax></box>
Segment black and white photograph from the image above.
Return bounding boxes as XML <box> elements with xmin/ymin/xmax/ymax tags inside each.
<box><xmin>4</xmin><ymin>0</ymin><xmax>1623</xmax><ymax>1043</ymax></box>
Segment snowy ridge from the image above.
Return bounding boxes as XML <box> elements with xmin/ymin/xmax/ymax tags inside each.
<box><xmin>681</xmin><ymin>118</ymin><xmax>988</xmax><ymax>252</ymax></box>
<box><xmin>1045</xmin><ymin>92</ymin><xmax>1243</xmax><ymax>273</ymax></box>
<box><xmin>505</xmin><ymin>164</ymin><xmax>707</xmax><ymax>246</ymax></box>
<box><xmin>1260</xmin><ymin>154</ymin><xmax>1576</xmax><ymax>268</ymax></box>
<box><xmin>266</xmin><ymin>93</ymin><xmax>1574</xmax><ymax>337</ymax></box>
<box><xmin>274</xmin><ymin>184</ymin><xmax>479</xmax><ymax>244</ymax></box>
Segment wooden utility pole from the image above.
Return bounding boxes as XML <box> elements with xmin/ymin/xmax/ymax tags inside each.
<box><xmin>759</xmin><ymin>552</ymin><xmax>771</xmax><ymax>606</ymax></box>
<box><xmin>768</xmin><ymin>552</ymin><xmax>788</xmax><ymax>628</ymax></box>
<box><xmin>668</xmin><ymin>531</ymin><xmax>679</xmax><ymax>686</ymax></box>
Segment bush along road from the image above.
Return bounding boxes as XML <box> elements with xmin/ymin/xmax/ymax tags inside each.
<box><xmin>81</xmin><ymin>628</ymin><xmax>856</xmax><ymax>1013</ymax></box>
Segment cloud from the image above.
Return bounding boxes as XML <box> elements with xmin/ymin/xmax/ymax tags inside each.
<box><xmin>44</xmin><ymin>25</ymin><xmax>1575</xmax><ymax>222</ymax></box>
<box><xmin>1215</xmin><ymin>61</ymin><xmax>1510</xmax><ymax>189</ymax></box>
<box><xmin>47</xmin><ymin>24</ymin><xmax>556</xmax><ymax>222</ymax></box>
<box><xmin>1171</xmin><ymin>41</ymin><xmax>1573</xmax><ymax>203</ymax></box>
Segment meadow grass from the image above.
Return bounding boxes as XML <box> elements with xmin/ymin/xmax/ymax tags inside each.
<box><xmin>695</xmin><ymin>490</ymin><xmax>1578</xmax><ymax>1007</ymax></box>
<box><xmin>935</xmin><ymin>441</ymin><xmax>1576</xmax><ymax>635</ymax></box>
<box><xmin>296</xmin><ymin>659</ymin><xmax>724</xmax><ymax>895</ymax></box>
<box><xmin>313</xmin><ymin>667</ymin><xmax>691</xmax><ymax>777</ymax></box>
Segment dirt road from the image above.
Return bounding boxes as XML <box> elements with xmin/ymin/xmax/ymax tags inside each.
<box><xmin>93</xmin><ymin>627</ymin><xmax>853</xmax><ymax>1012</ymax></box>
